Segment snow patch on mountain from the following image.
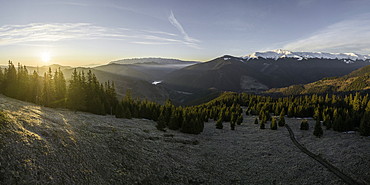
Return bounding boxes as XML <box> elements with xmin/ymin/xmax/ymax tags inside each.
<box><xmin>243</xmin><ymin>49</ymin><xmax>370</xmax><ymax>61</ymax></box>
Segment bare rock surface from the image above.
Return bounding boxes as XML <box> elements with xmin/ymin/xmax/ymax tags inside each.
<box><xmin>0</xmin><ymin>94</ymin><xmax>369</xmax><ymax>184</ymax></box>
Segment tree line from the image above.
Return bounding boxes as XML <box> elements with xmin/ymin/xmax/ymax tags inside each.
<box><xmin>202</xmin><ymin>92</ymin><xmax>370</xmax><ymax>136</ymax></box>
<box><xmin>0</xmin><ymin>61</ymin><xmax>118</xmax><ymax>115</ymax></box>
<box><xmin>1</xmin><ymin>60</ymin><xmax>369</xmax><ymax>136</ymax></box>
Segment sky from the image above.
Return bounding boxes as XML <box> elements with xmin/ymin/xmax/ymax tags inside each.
<box><xmin>1</xmin><ymin>0</ymin><xmax>370</xmax><ymax>67</ymax></box>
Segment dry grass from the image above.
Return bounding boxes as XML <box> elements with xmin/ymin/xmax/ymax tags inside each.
<box><xmin>0</xmin><ymin>94</ymin><xmax>369</xmax><ymax>184</ymax></box>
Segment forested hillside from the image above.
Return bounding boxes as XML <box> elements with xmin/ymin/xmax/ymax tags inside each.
<box><xmin>266</xmin><ymin>65</ymin><xmax>370</xmax><ymax>96</ymax></box>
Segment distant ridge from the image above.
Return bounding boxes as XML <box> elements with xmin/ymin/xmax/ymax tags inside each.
<box><xmin>243</xmin><ymin>49</ymin><xmax>370</xmax><ymax>61</ymax></box>
<box><xmin>110</xmin><ymin>58</ymin><xmax>200</xmax><ymax>65</ymax></box>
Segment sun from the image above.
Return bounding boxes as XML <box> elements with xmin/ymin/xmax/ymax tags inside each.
<box><xmin>41</xmin><ymin>52</ymin><xmax>50</xmax><ymax>63</ymax></box>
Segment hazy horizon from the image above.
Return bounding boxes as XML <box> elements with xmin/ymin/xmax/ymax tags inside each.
<box><xmin>1</xmin><ymin>0</ymin><xmax>370</xmax><ymax>67</ymax></box>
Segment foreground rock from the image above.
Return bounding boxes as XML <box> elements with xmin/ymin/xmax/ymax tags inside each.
<box><xmin>0</xmin><ymin>95</ymin><xmax>369</xmax><ymax>184</ymax></box>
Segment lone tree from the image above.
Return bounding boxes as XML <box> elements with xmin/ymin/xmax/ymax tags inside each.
<box><xmin>260</xmin><ymin>117</ymin><xmax>265</xmax><ymax>129</ymax></box>
<box><xmin>254</xmin><ymin>117</ymin><xmax>258</xmax><ymax>124</ymax></box>
<box><xmin>313</xmin><ymin>119</ymin><xmax>323</xmax><ymax>137</ymax></box>
<box><xmin>271</xmin><ymin>117</ymin><xmax>277</xmax><ymax>130</ymax></box>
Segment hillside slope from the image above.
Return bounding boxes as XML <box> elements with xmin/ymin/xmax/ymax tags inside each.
<box><xmin>161</xmin><ymin>55</ymin><xmax>370</xmax><ymax>93</ymax></box>
<box><xmin>1</xmin><ymin>95</ymin><xmax>369</xmax><ymax>184</ymax></box>
<box><xmin>266</xmin><ymin>65</ymin><xmax>370</xmax><ymax>96</ymax></box>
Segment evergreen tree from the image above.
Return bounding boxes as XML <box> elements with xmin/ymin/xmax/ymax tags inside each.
<box><xmin>237</xmin><ymin>115</ymin><xmax>243</xmax><ymax>125</ymax></box>
<box><xmin>313</xmin><ymin>119</ymin><xmax>323</xmax><ymax>137</ymax></box>
<box><xmin>359</xmin><ymin>113</ymin><xmax>370</xmax><ymax>136</ymax></box>
<box><xmin>230</xmin><ymin>121</ymin><xmax>235</xmax><ymax>130</ymax></box>
<box><xmin>278</xmin><ymin>110</ymin><xmax>285</xmax><ymax>126</ymax></box>
<box><xmin>271</xmin><ymin>117</ymin><xmax>277</xmax><ymax>130</ymax></box>
<box><xmin>216</xmin><ymin>116</ymin><xmax>223</xmax><ymax>129</ymax></box>
<box><xmin>254</xmin><ymin>117</ymin><xmax>258</xmax><ymax>124</ymax></box>
<box><xmin>260</xmin><ymin>120</ymin><xmax>265</xmax><ymax>129</ymax></box>
<box><xmin>124</xmin><ymin>106</ymin><xmax>132</xmax><ymax>119</ymax></box>
<box><xmin>156</xmin><ymin>113</ymin><xmax>166</xmax><ymax>131</ymax></box>
<box><xmin>324</xmin><ymin>114</ymin><xmax>331</xmax><ymax>130</ymax></box>
<box><xmin>115</xmin><ymin>102</ymin><xmax>124</xmax><ymax>118</ymax></box>
<box><xmin>168</xmin><ymin>112</ymin><xmax>180</xmax><ymax>130</ymax></box>
<box><xmin>67</xmin><ymin>69</ymin><xmax>86</xmax><ymax>112</ymax></box>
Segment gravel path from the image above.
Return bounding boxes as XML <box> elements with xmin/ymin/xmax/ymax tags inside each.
<box><xmin>0</xmin><ymin>94</ymin><xmax>369</xmax><ymax>184</ymax></box>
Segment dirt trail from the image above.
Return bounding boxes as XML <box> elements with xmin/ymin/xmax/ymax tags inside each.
<box><xmin>285</xmin><ymin>124</ymin><xmax>363</xmax><ymax>185</ymax></box>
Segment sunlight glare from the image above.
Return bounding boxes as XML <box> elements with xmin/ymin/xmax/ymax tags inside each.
<box><xmin>41</xmin><ymin>52</ymin><xmax>50</xmax><ymax>63</ymax></box>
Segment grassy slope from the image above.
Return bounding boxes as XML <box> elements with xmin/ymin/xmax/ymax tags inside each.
<box><xmin>266</xmin><ymin>65</ymin><xmax>370</xmax><ymax>96</ymax></box>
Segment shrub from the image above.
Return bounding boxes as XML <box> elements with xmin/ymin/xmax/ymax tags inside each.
<box><xmin>300</xmin><ymin>119</ymin><xmax>309</xmax><ymax>130</ymax></box>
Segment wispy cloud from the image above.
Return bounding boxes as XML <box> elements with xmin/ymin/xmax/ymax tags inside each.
<box><xmin>168</xmin><ymin>10</ymin><xmax>200</xmax><ymax>49</ymax></box>
<box><xmin>0</xmin><ymin>22</ymin><xmax>197</xmax><ymax>48</ymax></box>
<box><xmin>283</xmin><ymin>13</ymin><xmax>370</xmax><ymax>54</ymax></box>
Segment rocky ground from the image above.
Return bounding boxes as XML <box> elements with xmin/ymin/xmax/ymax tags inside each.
<box><xmin>0</xmin><ymin>94</ymin><xmax>369</xmax><ymax>184</ymax></box>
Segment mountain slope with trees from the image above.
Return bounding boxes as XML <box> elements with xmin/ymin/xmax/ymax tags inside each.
<box><xmin>266</xmin><ymin>65</ymin><xmax>370</xmax><ymax>96</ymax></box>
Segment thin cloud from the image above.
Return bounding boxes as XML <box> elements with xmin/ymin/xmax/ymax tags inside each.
<box><xmin>168</xmin><ymin>10</ymin><xmax>200</xmax><ymax>48</ymax></box>
<box><xmin>283</xmin><ymin>13</ymin><xmax>370</xmax><ymax>54</ymax></box>
<box><xmin>0</xmin><ymin>23</ymin><xmax>197</xmax><ymax>48</ymax></box>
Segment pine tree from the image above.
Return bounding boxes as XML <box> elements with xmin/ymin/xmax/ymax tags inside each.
<box><xmin>168</xmin><ymin>112</ymin><xmax>180</xmax><ymax>130</ymax></box>
<box><xmin>271</xmin><ymin>117</ymin><xmax>277</xmax><ymax>130</ymax></box>
<box><xmin>115</xmin><ymin>102</ymin><xmax>124</xmax><ymax>118</ymax></box>
<box><xmin>324</xmin><ymin>114</ymin><xmax>331</xmax><ymax>130</ymax></box>
<box><xmin>260</xmin><ymin>120</ymin><xmax>265</xmax><ymax>129</ymax></box>
<box><xmin>313</xmin><ymin>119</ymin><xmax>323</xmax><ymax>137</ymax></box>
<box><xmin>216</xmin><ymin>116</ymin><xmax>223</xmax><ymax>129</ymax></box>
<box><xmin>230</xmin><ymin>120</ymin><xmax>235</xmax><ymax>130</ymax></box>
<box><xmin>156</xmin><ymin>113</ymin><xmax>166</xmax><ymax>131</ymax></box>
<box><xmin>237</xmin><ymin>115</ymin><xmax>243</xmax><ymax>125</ymax></box>
<box><xmin>359</xmin><ymin>113</ymin><xmax>370</xmax><ymax>136</ymax></box>
<box><xmin>278</xmin><ymin>110</ymin><xmax>285</xmax><ymax>126</ymax></box>
<box><xmin>124</xmin><ymin>106</ymin><xmax>132</xmax><ymax>119</ymax></box>
<box><xmin>254</xmin><ymin>117</ymin><xmax>258</xmax><ymax>124</ymax></box>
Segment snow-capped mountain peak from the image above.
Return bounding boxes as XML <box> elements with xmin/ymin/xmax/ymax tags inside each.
<box><xmin>242</xmin><ymin>49</ymin><xmax>370</xmax><ymax>61</ymax></box>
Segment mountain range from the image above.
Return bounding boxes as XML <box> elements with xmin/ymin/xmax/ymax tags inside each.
<box><xmin>15</xmin><ymin>49</ymin><xmax>370</xmax><ymax>105</ymax></box>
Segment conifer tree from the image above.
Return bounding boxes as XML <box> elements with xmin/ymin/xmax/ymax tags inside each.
<box><xmin>237</xmin><ymin>115</ymin><xmax>243</xmax><ymax>125</ymax></box>
<box><xmin>260</xmin><ymin>120</ymin><xmax>265</xmax><ymax>129</ymax></box>
<box><xmin>359</xmin><ymin>113</ymin><xmax>370</xmax><ymax>136</ymax></box>
<box><xmin>124</xmin><ymin>106</ymin><xmax>132</xmax><ymax>119</ymax></box>
<box><xmin>313</xmin><ymin>119</ymin><xmax>323</xmax><ymax>137</ymax></box>
<box><xmin>115</xmin><ymin>102</ymin><xmax>124</xmax><ymax>118</ymax></box>
<box><xmin>254</xmin><ymin>117</ymin><xmax>258</xmax><ymax>124</ymax></box>
<box><xmin>156</xmin><ymin>113</ymin><xmax>166</xmax><ymax>131</ymax></box>
<box><xmin>230</xmin><ymin>120</ymin><xmax>235</xmax><ymax>130</ymax></box>
<box><xmin>216</xmin><ymin>116</ymin><xmax>223</xmax><ymax>129</ymax></box>
<box><xmin>271</xmin><ymin>117</ymin><xmax>277</xmax><ymax>130</ymax></box>
<box><xmin>67</xmin><ymin>69</ymin><xmax>86</xmax><ymax>112</ymax></box>
<box><xmin>278</xmin><ymin>110</ymin><xmax>285</xmax><ymax>126</ymax></box>
<box><xmin>324</xmin><ymin>114</ymin><xmax>331</xmax><ymax>130</ymax></box>
<box><xmin>168</xmin><ymin>112</ymin><xmax>180</xmax><ymax>130</ymax></box>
